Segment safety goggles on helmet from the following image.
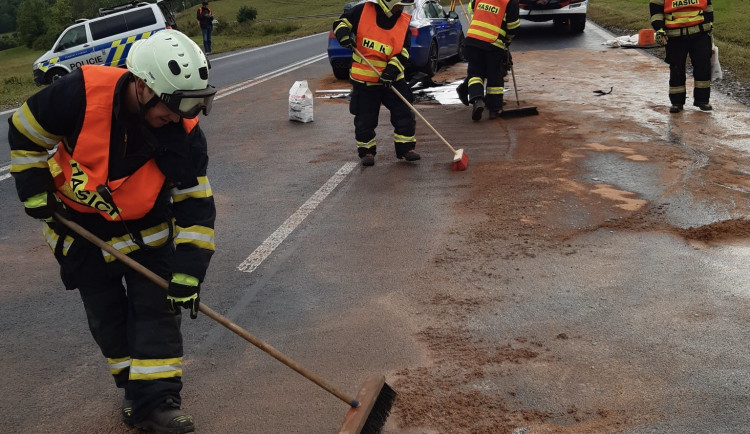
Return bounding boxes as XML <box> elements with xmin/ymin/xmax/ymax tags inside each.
<box><xmin>377</xmin><ymin>0</ymin><xmax>415</xmax><ymax>11</ymax></box>
<box><xmin>159</xmin><ymin>86</ymin><xmax>217</xmax><ymax>119</ymax></box>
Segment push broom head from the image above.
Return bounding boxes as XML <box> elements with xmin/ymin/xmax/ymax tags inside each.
<box><xmin>451</xmin><ymin>148</ymin><xmax>468</xmax><ymax>171</ymax></box>
<box><xmin>339</xmin><ymin>376</ymin><xmax>396</xmax><ymax>434</ymax></box>
<box><xmin>499</xmin><ymin>105</ymin><xmax>539</xmax><ymax>119</ymax></box>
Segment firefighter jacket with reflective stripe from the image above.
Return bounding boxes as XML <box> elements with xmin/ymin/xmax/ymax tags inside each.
<box><xmin>350</xmin><ymin>2</ymin><xmax>411</xmax><ymax>83</ymax></box>
<box><xmin>50</xmin><ymin>66</ymin><xmax>185</xmax><ymax>221</ymax></box>
<box><xmin>664</xmin><ymin>0</ymin><xmax>708</xmax><ymax>28</ymax></box>
<box><xmin>650</xmin><ymin>0</ymin><xmax>713</xmax><ymax>36</ymax></box>
<box><xmin>9</xmin><ymin>65</ymin><xmax>216</xmax><ymax>281</ymax></box>
<box><xmin>466</xmin><ymin>0</ymin><xmax>519</xmax><ymax>50</ymax></box>
<box><xmin>467</xmin><ymin>0</ymin><xmax>510</xmax><ymax>47</ymax></box>
<box><xmin>332</xmin><ymin>2</ymin><xmax>412</xmax><ymax>86</ymax></box>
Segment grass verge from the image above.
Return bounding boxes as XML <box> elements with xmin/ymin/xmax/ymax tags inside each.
<box><xmin>588</xmin><ymin>0</ymin><xmax>749</xmax><ymax>83</ymax></box>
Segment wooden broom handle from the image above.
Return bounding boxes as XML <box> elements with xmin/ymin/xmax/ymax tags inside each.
<box><xmin>352</xmin><ymin>47</ymin><xmax>459</xmax><ymax>155</ymax></box>
<box><xmin>53</xmin><ymin>212</ymin><xmax>360</xmax><ymax>408</ymax></box>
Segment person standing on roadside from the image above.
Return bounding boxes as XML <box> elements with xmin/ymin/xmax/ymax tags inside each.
<box><xmin>650</xmin><ymin>0</ymin><xmax>714</xmax><ymax>113</ymax></box>
<box><xmin>332</xmin><ymin>0</ymin><xmax>421</xmax><ymax>167</ymax></box>
<box><xmin>8</xmin><ymin>29</ymin><xmax>216</xmax><ymax>433</ymax></box>
<box><xmin>461</xmin><ymin>0</ymin><xmax>520</xmax><ymax>121</ymax></box>
<box><xmin>197</xmin><ymin>1</ymin><xmax>214</xmax><ymax>54</ymax></box>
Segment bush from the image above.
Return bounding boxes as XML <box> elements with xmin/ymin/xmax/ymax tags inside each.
<box><xmin>0</xmin><ymin>33</ymin><xmax>19</xmax><ymax>50</ymax></box>
<box><xmin>237</xmin><ymin>5</ymin><xmax>257</xmax><ymax>23</ymax></box>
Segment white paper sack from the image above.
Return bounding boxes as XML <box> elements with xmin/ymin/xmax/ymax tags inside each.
<box><xmin>711</xmin><ymin>44</ymin><xmax>723</xmax><ymax>81</ymax></box>
<box><xmin>289</xmin><ymin>80</ymin><xmax>314</xmax><ymax>123</ymax></box>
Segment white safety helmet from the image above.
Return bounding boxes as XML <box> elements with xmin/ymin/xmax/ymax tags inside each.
<box><xmin>372</xmin><ymin>0</ymin><xmax>415</xmax><ymax>17</ymax></box>
<box><xmin>126</xmin><ymin>29</ymin><xmax>216</xmax><ymax>118</ymax></box>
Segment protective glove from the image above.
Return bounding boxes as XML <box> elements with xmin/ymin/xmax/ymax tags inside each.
<box><xmin>501</xmin><ymin>34</ymin><xmax>513</xmax><ymax>48</ymax></box>
<box><xmin>167</xmin><ymin>273</ymin><xmax>200</xmax><ymax>319</ymax></box>
<box><xmin>24</xmin><ymin>191</ymin><xmax>64</xmax><ymax>222</ymax></box>
<box><xmin>655</xmin><ymin>29</ymin><xmax>667</xmax><ymax>46</ymax></box>
<box><xmin>337</xmin><ymin>30</ymin><xmax>355</xmax><ymax>50</ymax></box>
<box><xmin>380</xmin><ymin>63</ymin><xmax>400</xmax><ymax>88</ymax></box>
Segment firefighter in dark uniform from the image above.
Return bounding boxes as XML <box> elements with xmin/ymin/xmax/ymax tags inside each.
<box><xmin>650</xmin><ymin>0</ymin><xmax>714</xmax><ymax>113</ymax></box>
<box><xmin>8</xmin><ymin>30</ymin><xmax>217</xmax><ymax>433</ymax></box>
<box><xmin>463</xmin><ymin>0</ymin><xmax>520</xmax><ymax>121</ymax></box>
<box><xmin>333</xmin><ymin>0</ymin><xmax>420</xmax><ymax>167</ymax></box>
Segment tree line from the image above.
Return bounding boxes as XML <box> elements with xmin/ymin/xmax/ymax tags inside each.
<box><xmin>1</xmin><ymin>0</ymin><xmax>195</xmax><ymax>51</ymax></box>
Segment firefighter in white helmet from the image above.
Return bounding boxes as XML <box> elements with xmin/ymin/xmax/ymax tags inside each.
<box><xmin>333</xmin><ymin>0</ymin><xmax>421</xmax><ymax>166</ymax></box>
<box><xmin>8</xmin><ymin>29</ymin><xmax>216</xmax><ymax>433</ymax></box>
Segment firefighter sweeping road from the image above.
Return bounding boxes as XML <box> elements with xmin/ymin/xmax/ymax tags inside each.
<box><xmin>2</xmin><ymin>19</ymin><xmax>750</xmax><ymax>433</ymax></box>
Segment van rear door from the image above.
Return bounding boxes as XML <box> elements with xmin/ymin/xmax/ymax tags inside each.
<box><xmin>157</xmin><ymin>0</ymin><xmax>179</xmax><ymax>29</ymax></box>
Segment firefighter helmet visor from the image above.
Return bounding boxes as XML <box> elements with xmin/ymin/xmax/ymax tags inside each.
<box><xmin>160</xmin><ymin>87</ymin><xmax>217</xmax><ymax>118</ymax></box>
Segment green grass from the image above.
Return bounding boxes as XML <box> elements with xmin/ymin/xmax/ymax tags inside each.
<box><xmin>588</xmin><ymin>0</ymin><xmax>749</xmax><ymax>82</ymax></box>
<box><xmin>0</xmin><ymin>45</ymin><xmax>43</xmax><ymax>110</ymax></box>
<box><xmin>0</xmin><ymin>0</ymin><xmax>746</xmax><ymax>110</ymax></box>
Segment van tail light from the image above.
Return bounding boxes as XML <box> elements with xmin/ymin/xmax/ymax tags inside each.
<box><xmin>409</xmin><ymin>27</ymin><xmax>418</xmax><ymax>36</ymax></box>
<box><xmin>329</xmin><ymin>30</ymin><xmax>335</xmax><ymax>38</ymax></box>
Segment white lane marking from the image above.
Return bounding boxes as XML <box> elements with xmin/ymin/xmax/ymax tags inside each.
<box><xmin>215</xmin><ymin>53</ymin><xmax>327</xmax><ymax>100</ymax></box>
<box><xmin>237</xmin><ymin>162</ymin><xmax>357</xmax><ymax>273</ymax></box>
<box><xmin>209</xmin><ymin>32</ymin><xmax>326</xmax><ymax>62</ymax></box>
<box><xmin>0</xmin><ymin>53</ymin><xmax>327</xmax><ymax>183</ymax></box>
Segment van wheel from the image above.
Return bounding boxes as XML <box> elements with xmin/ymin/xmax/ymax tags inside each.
<box><xmin>570</xmin><ymin>16</ymin><xmax>586</xmax><ymax>34</ymax></box>
<box><xmin>46</xmin><ymin>68</ymin><xmax>68</xmax><ymax>84</ymax></box>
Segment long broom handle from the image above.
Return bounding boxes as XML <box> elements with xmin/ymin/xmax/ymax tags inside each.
<box><xmin>456</xmin><ymin>0</ymin><xmax>470</xmax><ymax>22</ymax></box>
<box><xmin>508</xmin><ymin>49</ymin><xmax>521</xmax><ymax>110</ymax></box>
<box><xmin>352</xmin><ymin>47</ymin><xmax>459</xmax><ymax>155</ymax></box>
<box><xmin>52</xmin><ymin>212</ymin><xmax>360</xmax><ymax>408</ymax></box>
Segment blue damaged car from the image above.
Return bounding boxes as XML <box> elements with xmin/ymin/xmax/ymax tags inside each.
<box><xmin>327</xmin><ymin>0</ymin><xmax>465</xmax><ymax>80</ymax></box>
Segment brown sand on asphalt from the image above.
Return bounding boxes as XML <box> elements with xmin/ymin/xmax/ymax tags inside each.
<box><xmin>317</xmin><ymin>45</ymin><xmax>750</xmax><ymax>433</ymax></box>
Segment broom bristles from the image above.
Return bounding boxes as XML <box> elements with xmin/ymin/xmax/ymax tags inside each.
<box><xmin>359</xmin><ymin>382</ymin><xmax>396</xmax><ymax>434</ymax></box>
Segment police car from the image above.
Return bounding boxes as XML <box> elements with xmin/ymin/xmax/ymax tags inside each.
<box><xmin>32</xmin><ymin>1</ymin><xmax>178</xmax><ymax>86</ymax></box>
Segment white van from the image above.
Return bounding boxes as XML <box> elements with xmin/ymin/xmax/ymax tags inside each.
<box><xmin>32</xmin><ymin>1</ymin><xmax>178</xmax><ymax>86</ymax></box>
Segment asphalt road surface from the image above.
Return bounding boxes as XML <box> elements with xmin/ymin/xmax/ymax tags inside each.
<box><xmin>2</xmin><ymin>20</ymin><xmax>750</xmax><ymax>434</ymax></box>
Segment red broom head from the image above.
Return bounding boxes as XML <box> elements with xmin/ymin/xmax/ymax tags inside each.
<box><xmin>451</xmin><ymin>149</ymin><xmax>468</xmax><ymax>171</ymax></box>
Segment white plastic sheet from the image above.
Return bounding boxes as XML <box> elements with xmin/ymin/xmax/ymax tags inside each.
<box><xmin>289</xmin><ymin>80</ymin><xmax>313</xmax><ymax>123</ymax></box>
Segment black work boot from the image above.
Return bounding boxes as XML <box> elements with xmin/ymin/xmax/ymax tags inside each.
<box><xmin>694</xmin><ymin>101</ymin><xmax>712</xmax><ymax>111</ymax></box>
<box><xmin>361</xmin><ymin>154</ymin><xmax>375</xmax><ymax>166</ymax></box>
<box><xmin>122</xmin><ymin>397</ymin><xmax>134</xmax><ymax>426</ymax></box>
<box><xmin>471</xmin><ymin>98</ymin><xmax>485</xmax><ymax>121</ymax></box>
<box><xmin>135</xmin><ymin>398</ymin><xmax>195</xmax><ymax>433</ymax></box>
<box><xmin>669</xmin><ymin>104</ymin><xmax>683</xmax><ymax>113</ymax></box>
<box><xmin>398</xmin><ymin>149</ymin><xmax>421</xmax><ymax>161</ymax></box>
<box><xmin>456</xmin><ymin>80</ymin><xmax>469</xmax><ymax>106</ymax></box>
<box><xmin>488</xmin><ymin>111</ymin><xmax>502</xmax><ymax>119</ymax></box>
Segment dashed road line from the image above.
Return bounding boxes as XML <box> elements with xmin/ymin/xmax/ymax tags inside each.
<box><xmin>237</xmin><ymin>162</ymin><xmax>357</xmax><ymax>273</ymax></box>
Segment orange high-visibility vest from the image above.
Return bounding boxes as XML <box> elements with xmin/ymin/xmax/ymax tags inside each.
<box><xmin>467</xmin><ymin>0</ymin><xmax>510</xmax><ymax>45</ymax></box>
<box><xmin>350</xmin><ymin>2</ymin><xmax>411</xmax><ymax>83</ymax></box>
<box><xmin>663</xmin><ymin>0</ymin><xmax>707</xmax><ymax>28</ymax></box>
<box><xmin>51</xmin><ymin>65</ymin><xmax>199</xmax><ymax>221</ymax></box>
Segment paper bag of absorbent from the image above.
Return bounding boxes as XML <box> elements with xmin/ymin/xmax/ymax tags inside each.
<box><xmin>289</xmin><ymin>80</ymin><xmax>314</xmax><ymax>123</ymax></box>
